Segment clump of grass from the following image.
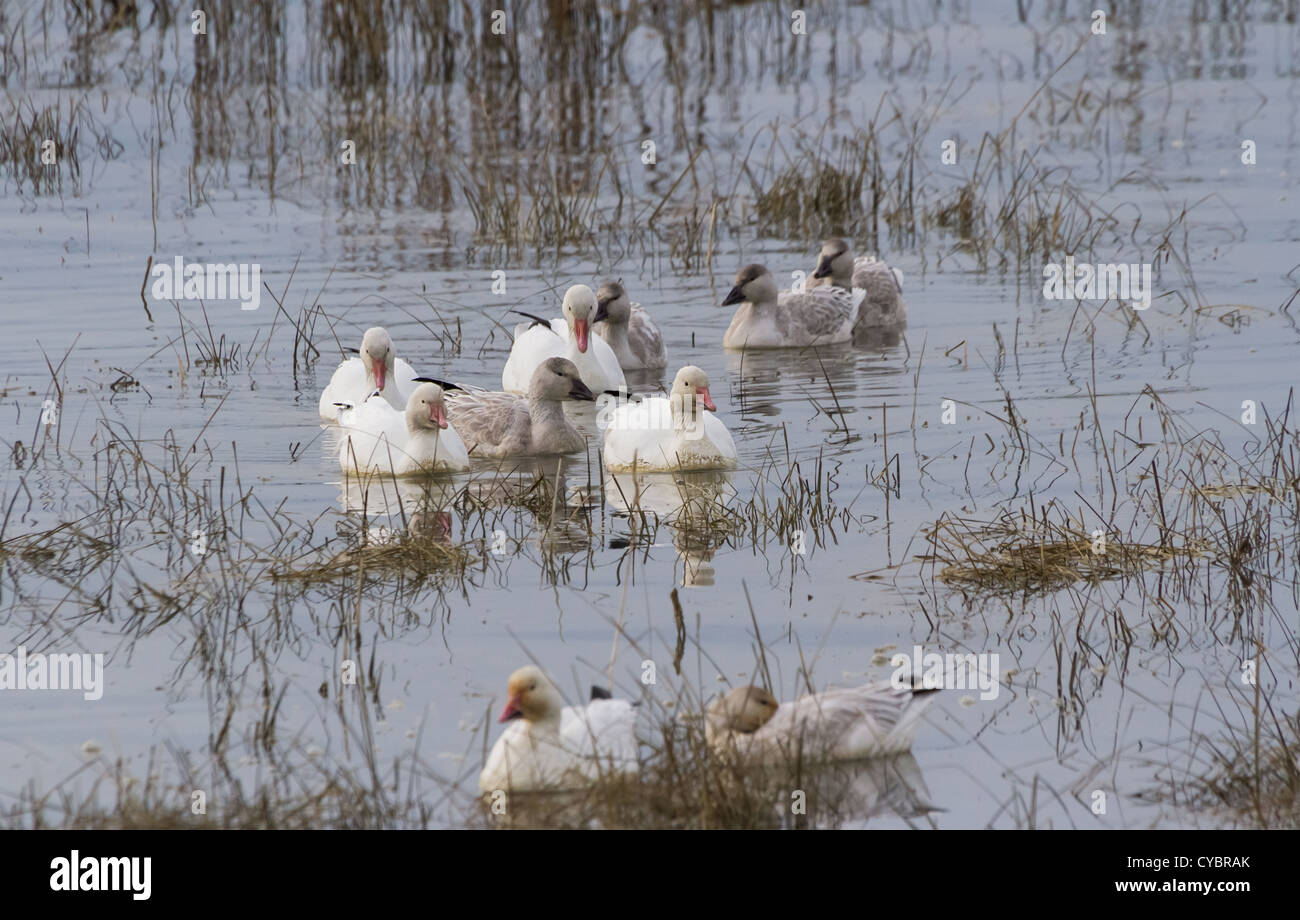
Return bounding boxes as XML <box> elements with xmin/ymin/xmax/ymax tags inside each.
<box><xmin>273</xmin><ymin>520</ymin><xmax>473</xmax><ymax>584</ymax></box>
<box><xmin>925</xmin><ymin>506</ymin><xmax>1202</xmax><ymax>597</ymax></box>
<box><xmin>932</xmin><ymin>183</ymin><xmax>981</xmax><ymax>240</ymax></box>
<box><xmin>753</xmin><ymin>128</ymin><xmax>876</xmax><ymax>240</ymax></box>
<box><xmin>0</xmin><ymin>96</ymin><xmax>84</xmax><ymax>196</ymax></box>
<box><xmin>1193</xmin><ymin>730</ymin><xmax>1300</xmax><ymax>829</ymax></box>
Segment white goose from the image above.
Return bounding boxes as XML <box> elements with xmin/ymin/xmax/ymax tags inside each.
<box><xmin>721</xmin><ymin>264</ymin><xmax>856</xmax><ymax>349</ymax></box>
<box><xmin>445</xmin><ymin>357</ymin><xmax>595</xmax><ymax>459</ymax></box>
<box><xmin>502</xmin><ymin>285</ymin><xmax>626</xmax><ymax>394</ymax></box>
<box><xmin>479</xmin><ymin>665</ymin><xmax>639</xmax><ymax>794</ymax></box>
<box><xmin>336</xmin><ymin>381</ymin><xmax>469</xmax><ymax>475</ymax></box>
<box><xmin>810</xmin><ymin>238</ymin><xmax>907</xmax><ymax>332</ymax></box>
<box><xmin>705</xmin><ymin>681</ymin><xmax>936</xmax><ymax>763</ymax></box>
<box><xmin>593</xmin><ymin>281</ymin><xmax>668</xmax><ymax>370</ymax></box>
<box><xmin>318</xmin><ymin>327</ymin><xmax>419</xmax><ymax>422</ymax></box>
<box><xmin>601</xmin><ymin>366</ymin><xmax>738</xmax><ymax>473</ymax></box>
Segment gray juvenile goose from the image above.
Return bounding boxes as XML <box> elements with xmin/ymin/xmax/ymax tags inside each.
<box><xmin>810</xmin><ymin>238</ymin><xmax>907</xmax><ymax>332</ymax></box>
<box><xmin>445</xmin><ymin>357</ymin><xmax>595</xmax><ymax>459</ymax></box>
<box><xmin>593</xmin><ymin>281</ymin><xmax>668</xmax><ymax>371</ymax></box>
<box><xmin>720</xmin><ymin>263</ymin><xmax>855</xmax><ymax>349</ymax></box>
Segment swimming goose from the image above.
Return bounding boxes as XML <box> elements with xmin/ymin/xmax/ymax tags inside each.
<box><xmin>721</xmin><ymin>264</ymin><xmax>856</xmax><ymax>349</ymax></box>
<box><xmin>502</xmin><ymin>285</ymin><xmax>627</xmax><ymax>394</ymax></box>
<box><xmin>479</xmin><ymin>665</ymin><xmax>639</xmax><ymax>794</ymax></box>
<box><xmin>593</xmin><ymin>281</ymin><xmax>668</xmax><ymax>371</ymax></box>
<box><xmin>336</xmin><ymin>381</ymin><xmax>470</xmax><ymax>475</ymax></box>
<box><xmin>445</xmin><ymin>357</ymin><xmax>595</xmax><ymax>458</ymax></box>
<box><xmin>810</xmin><ymin>238</ymin><xmax>907</xmax><ymax>332</ymax></box>
<box><xmin>705</xmin><ymin>681</ymin><xmax>936</xmax><ymax>763</ymax></box>
<box><xmin>319</xmin><ymin>327</ymin><xmax>419</xmax><ymax>421</ymax></box>
<box><xmin>601</xmin><ymin>366</ymin><xmax>738</xmax><ymax>472</ymax></box>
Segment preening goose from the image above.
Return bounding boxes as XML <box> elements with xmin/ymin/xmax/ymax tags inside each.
<box><xmin>478</xmin><ymin>665</ymin><xmax>639</xmax><ymax>794</ymax></box>
<box><xmin>319</xmin><ymin>327</ymin><xmax>419</xmax><ymax>421</ymax></box>
<box><xmin>601</xmin><ymin>366</ymin><xmax>738</xmax><ymax>472</ymax></box>
<box><xmin>502</xmin><ymin>285</ymin><xmax>627</xmax><ymax>394</ymax></box>
<box><xmin>810</xmin><ymin>238</ymin><xmax>907</xmax><ymax>332</ymax></box>
<box><xmin>445</xmin><ymin>357</ymin><xmax>595</xmax><ymax>458</ymax></box>
<box><xmin>705</xmin><ymin>681</ymin><xmax>936</xmax><ymax>763</ymax></box>
<box><xmin>593</xmin><ymin>281</ymin><xmax>668</xmax><ymax>370</ymax></box>
<box><xmin>721</xmin><ymin>264</ymin><xmax>856</xmax><ymax>349</ymax></box>
<box><xmin>336</xmin><ymin>381</ymin><xmax>470</xmax><ymax>475</ymax></box>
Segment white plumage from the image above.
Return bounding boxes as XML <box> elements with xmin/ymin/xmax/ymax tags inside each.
<box><xmin>336</xmin><ymin>383</ymin><xmax>469</xmax><ymax>475</ymax></box>
<box><xmin>479</xmin><ymin>666</ymin><xmax>639</xmax><ymax>794</ymax></box>
<box><xmin>601</xmin><ymin>366</ymin><xmax>737</xmax><ymax>473</ymax></box>
<box><xmin>502</xmin><ymin>285</ymin><xmax>626</xmax><ymax>394</ymax></box>
<box><xmin>318</xmin><ymin>326</ymin><xmax>418</xmax><ymax>422</ymax></box>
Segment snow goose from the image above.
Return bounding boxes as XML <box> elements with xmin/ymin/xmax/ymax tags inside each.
<box><xmin>318</xmin><ymin>327</ymin><xmax>419</xmax><ymax>421</ymax></box>
<box><xmin>336</xmin><ymin>381</ymin><xmax>469</xmax><ymax>475</ymax></box>
<box><xmin>593</xmin><ymin>281</ymin><xmax>668</xmax><ymax>371</ymax></box>
<box><xmin>601</xmin><ymin>366</ymin><xmax>738</xmax><ymax>472</ymax></box>
<box><xmin>445</xmin><ymin>357</ymin><xmax>595</xmax><ymax>458</ymax></box>
<box><xmin>478</xmin><ymin>665</ymin><xmax>639</xmax><ymax>794</ymax></box>
<box><xmin>721</xmin><ymin>264</ymin><xmax>856</xmax><ymax>349</ymax></box>
<box><xmin>502</xmin><ymin>285</ymin><xmax>626</xmax><ymax>394</ymax></box>
<box><xmin>705</xmin><ymin>681</ymin><xmax>936</xmax><ymax>763</ymax></box>
<box><xmin>810</xmin><ymin>238</ymin><xmax>907</xmax><ymax>332</ymax></box>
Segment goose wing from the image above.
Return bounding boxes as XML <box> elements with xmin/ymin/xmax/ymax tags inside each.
<box><xmin>446</xmin><ymin>389</ymin><xmax>531</xmax><ymax>455</ymax></box>
<box><xmin>776</xmin><ymin>287</ymin><xmax>856</xmax><ymax>338</ymax></box>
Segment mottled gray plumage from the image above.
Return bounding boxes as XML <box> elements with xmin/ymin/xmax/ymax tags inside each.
<box><xmin>810</xmin><ymin>239</ymin><xmax>907</xmax><ymax>332</ymax></box>
<box><xmin>721</xmin><ymin>263</ymin><xmax>855</xmax><ymax>349</ymax></box>
<box><xmin>706</xmin><ymin>681</ymin><xmax>936</xmax><ymax>762</ymax></box>
<box><xmin>445</xmin><ymin>357</ymin><xmax>593</xmax><ymax>458</ymax></box>
<box><xmin>594</xmin><ymin>281</ymin><xmax>668</xmax><ymax>370</ymax></box>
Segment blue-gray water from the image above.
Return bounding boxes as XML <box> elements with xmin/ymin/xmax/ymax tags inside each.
<box><xmin>2</xmin><ymin>1</ymin><xmax>1298</xmax><ymax>827</ymax></box>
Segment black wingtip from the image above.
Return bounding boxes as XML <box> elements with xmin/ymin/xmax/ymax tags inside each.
<box><xmin>511</xmin><ymin>310</ymin><xmax>556</xmax><ymax>332</ymax></box>
<box><xmin>589</xmin><ymin>685</ymin><xmax>613</xmax><ymax>701</ymax></box>
<box><xmin>411</xmin><ymin>376</ymin><xmax>463</xmax><ymax>391</ymax></box>
<box><xmin>344</xmin><ymin>346</ymin><xmax>361</xmax><ymax>354</ymax></box>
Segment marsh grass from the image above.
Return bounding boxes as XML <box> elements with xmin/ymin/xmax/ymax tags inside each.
<box><xmin>5</xmin><ymin>1</ymin><xmax>1204</xmax><ymax>272</ymax></box>
<box><xmin>0</xmin><ymin>96</ymin><xmax>86</xmax><ymax>196</ymax></box>
<box><xmin>1191</xmin><ymin>727</ymin><xmax>1300</xmax><ymax>829</ymax></box>
<box><xmin>925</xmin><ymin>507</ymin><xmax>1203</xmax><ymax>597</ymax></box>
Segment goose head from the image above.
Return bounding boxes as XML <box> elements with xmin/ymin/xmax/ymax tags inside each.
<box><xmin>813</xmin><ymin>238</ymin><xmax>854</xmax><ymax>286</ymax></box>
<box><xmin>594</xmin><ymin>281</ymin><xmax>632</xmax><ymax>326</ymax></box>
<box><xmin>561</xmin><ymin>284</ymin><xmax>599</xmax><ymax>354</ymax></box>
<box><xmin>705</xmin><ymin>685</ymin><xmax>780</xmax><ymax>741</ymax></box>
<box><xmin>531</xmin><ymin>357</ymin><xmax>595</xmax><ymax>403</ymax></box>
<box><xmin>360</xmin><ymin>327</ymin><xmax>397</xmax><ymax>392</ymax></box>
<box><xmin>721</xmin><ymin>264</ymin><xmax>778</xmax><ymax>307</ymax></box>
<box><xmin>670</xmin><ymin>365</ymin><xmax>717</xmax><ymax>413</ymax></box>
<box><xmin>498</xmin><ymin>665</ymin><xmax>564</xmax><ymax>726</ymax></box>
<box><xmin>404</xmin><ymin>382</ymin><xmax>449</xmax><ymax>432</ymax></box>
